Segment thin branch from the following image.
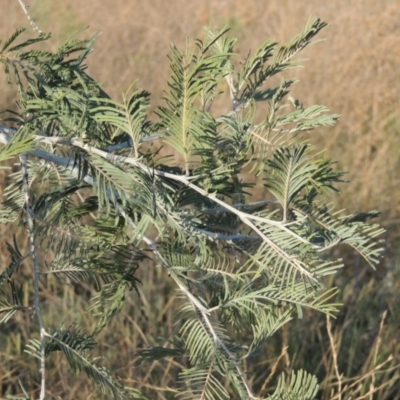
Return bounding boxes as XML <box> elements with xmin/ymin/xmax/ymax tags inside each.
<box><xmin>0</xmin><ymin>126</ymin><xmax>323</xmax><ymax>261</ymax></box>
<box><xmin>19</xmin><ymin>153</ymin><xmax>46</xmax><ymax>400</ymax></box>
<box><xmin>327</xmin><ymin>315</ymin><xmax>342</xmax><ymax>400</ymax></box>
<box><xmin>17</xmin><ymin>0</ymin><xmax>44</xmax><ymax>34</ymax></box>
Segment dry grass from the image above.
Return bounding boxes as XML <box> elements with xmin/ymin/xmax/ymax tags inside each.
<box><xmin>1</xmin><ymin>0</ymin><xmax>400</xmax><ymax>398</ymax></box>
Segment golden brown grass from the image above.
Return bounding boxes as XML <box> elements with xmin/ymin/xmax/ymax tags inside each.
<box><xmin>1</xmin><ymin>0</ymin><xmax>400</xmax><ymax>399</ymax></box>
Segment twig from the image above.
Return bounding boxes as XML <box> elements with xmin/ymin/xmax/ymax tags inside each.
<box><xmin>366</xmin><ymin>310</ymin><xmax>387</xmax><ymax>400</ymax></box>
<box><xmin>258</xmin><ymin>345</ymin><xmax>288</xmax><ymax>396</ymax></box>
<box><xmin>19</xmin><ymin>153</ymin><xmax>46</xmax><ymax>399</ymax></box>
<box><xmin>17</xmin><ymin>0</ymin><xmax>44</xmax><ymax>34</ymax></box>
<box><xmin>327</xmin><ymin>315</ymin><xmax>342</xmax><ymax>400</ymax></box>
<box><xmin>328</xmin><ymin>355</ymin><xmax>396</xmax><ymax>400</ymax></box>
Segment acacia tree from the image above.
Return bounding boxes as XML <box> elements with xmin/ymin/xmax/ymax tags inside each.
<box><xmin>0</xmin><ymin>14</ymin><xmax>383</xmax><ymax>400</ymax></box>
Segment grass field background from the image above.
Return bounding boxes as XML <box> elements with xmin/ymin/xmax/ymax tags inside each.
<box><xmin>0</xmin><ymin>0</ymin><xmax>399</xmax><ymax>398</ymax></box>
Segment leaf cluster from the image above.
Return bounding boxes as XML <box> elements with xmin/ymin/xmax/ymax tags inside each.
<box><xmin>0</xmin><ymin>19</ymin><xmax>384</xmax><ymax>399</ymax></box>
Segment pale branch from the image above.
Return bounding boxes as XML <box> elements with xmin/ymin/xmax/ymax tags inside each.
<box><xmin>54</xmin><ymin>135</ymin><xmax>324</xmax><ymax>255</ymax></box>
<box><xmin>17</xmin><ymin>0</ymin><xmax>44</xmax><ymax>34</ymax></box>
<box><xmin>0</xmin><ymin>124</ymin><xmax>159</xmax><ymax>152</ymax></box>
<box><xmin>19</xmin><ymin>152</ymin><xmax>46</xmax><ymax>400</ymax></box>
<box><xmin>0</xmin><ymin>126</ymin><xmax>325</xmax><ymax>258</ymax></box>
<box><xmin>1</xmin><ymin>134</ymin><xmax>336</xmax><ymax>288</ymax></box>
<box><xmin>239</xmin><ymin>213</ymin><xmax>319</xmax><ymax>284</ymax></box>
